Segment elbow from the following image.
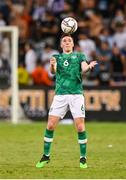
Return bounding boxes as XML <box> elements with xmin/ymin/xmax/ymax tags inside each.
<box><xmin>50</xmin><ymin>68</ymin><xmax>56</xmax><ymax>74</ymax></box>
<box><xmin>51</xmin><ymin>71</ymin><xmax>56</xmax><ymax>74</ymax></box>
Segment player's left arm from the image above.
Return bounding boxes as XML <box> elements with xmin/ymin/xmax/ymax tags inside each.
<box><xmin>81</xmin><ymin>61</ymin><xmax>97</xmax><ymax>73</ymax></box>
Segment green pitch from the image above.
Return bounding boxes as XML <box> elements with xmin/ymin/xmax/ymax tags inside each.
<box><xmin>0</xmin><ymin>121</ymin><xmax>126</xmax><ymax>179</ymax></box>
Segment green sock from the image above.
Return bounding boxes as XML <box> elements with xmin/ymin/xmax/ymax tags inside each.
<box><xmin>78</xmin><ymin>131</ymin><xmax>87</xmax><ymax>158</ymax></box>
<box><xmin>43</xmin><ymin>129</ymin><xmax>54</xmax><ymax>156</ymax></box>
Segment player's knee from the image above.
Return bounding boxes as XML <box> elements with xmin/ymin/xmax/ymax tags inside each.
<box><xmin>47</xmin><ymin>122</ymin><xmax>55</xmax><ymax>130</ymax></box>
<box><xmin>77</xmin><ymin>124</ymin><xmax>84</xmax><ymax>132</ymax></box>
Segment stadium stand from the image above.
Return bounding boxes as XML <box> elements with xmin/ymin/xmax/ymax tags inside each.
<box><xmin>0</xmin><ymin>0</ymin><xmax>126</xmax><ymax>87</ymax></box>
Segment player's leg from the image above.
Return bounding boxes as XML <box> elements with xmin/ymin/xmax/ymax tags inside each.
<box><xmin>36</xmin><ymin>115</ymin><xmax>60</xmax><ymax>168</ymax></box>
<box><xmin>69</xmin><ymin>94</ymin><xmax>87</xmax><ymax>168</ymax></box>
<box><xmin>36</xmin><ymin>95</ymin><xmax>68</xmax><ymax>168</ymax></box>
<box><xmin>44</xmin><ymin>115</ymin><xmax>60</xmax><ymax>157</ymax></box>
<box><xmin>74</xmin><ymin>118</ymin><xmax>87</xmax><ymax>169</ymax></box>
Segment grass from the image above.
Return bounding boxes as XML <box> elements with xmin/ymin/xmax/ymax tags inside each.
<box><xmin>0</xmin><ymin>121</ymin><xmax>126</xmax><ymax>179</ymax></box>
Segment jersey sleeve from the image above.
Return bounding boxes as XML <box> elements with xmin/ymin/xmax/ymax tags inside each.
<box><xmin>78</xmin><ymin>53</ymin><xmax>87</xmax><ymax>63</ymax></box>
<box><xmin>52</xmin><ymin>54</ymin><xmax>59</xmax><ymax>61</ymax></box>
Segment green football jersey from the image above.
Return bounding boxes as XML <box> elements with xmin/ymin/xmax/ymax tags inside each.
<box><xmin>53</xmin><ymin>52</ymin><xmax>87</xmax><ymax>95</ymax></box>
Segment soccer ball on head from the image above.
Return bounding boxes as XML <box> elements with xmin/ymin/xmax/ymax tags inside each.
<box><xmin>61</xmin><ymin>17</ymin><xmax>78</xmax><ymax>34</ymax></box>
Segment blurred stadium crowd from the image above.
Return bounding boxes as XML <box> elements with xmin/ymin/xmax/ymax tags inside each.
<box><xmin>0</xmin><ymin>0</ymin><xmax>126</xmax><ymax>88</ymax></box>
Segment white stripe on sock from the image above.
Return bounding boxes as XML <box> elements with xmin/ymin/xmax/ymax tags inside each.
<box><xmin>80</xmin><ymin>156</ymin><xmax>86</xmax><ymax>159</ymax></box>
<box><xmin>44</xmin><ymin>137</ymin><xmax>53</xmax><ymax>142</ymax></box>
<box><xmin>78</xmin><ymin>139</ymin><xmax>87</xmax><ymax>144</ymax></box>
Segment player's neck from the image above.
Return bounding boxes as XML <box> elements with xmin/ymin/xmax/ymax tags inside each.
<box><xmin>63</xmin><ymin>50</ymin><xmax>73</xmax><ymax>54</ymax></box>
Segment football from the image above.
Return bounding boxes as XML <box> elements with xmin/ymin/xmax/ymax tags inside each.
<box><xmin>61</xmin><ymin>17</ymin><xmax>78</xmax><ymax>34</ymax></box>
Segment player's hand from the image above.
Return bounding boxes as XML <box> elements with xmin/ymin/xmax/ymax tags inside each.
<box><xmin>89</xmin><ymin>61</ymin><xmax>98</xmax><ymax>70</ymax></box>
<box><xmin>50</xmin><ymin>57</ymin><xmax>56</xmax><ymax>66</ymax></box>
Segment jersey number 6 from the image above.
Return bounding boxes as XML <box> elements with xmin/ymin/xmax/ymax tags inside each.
<box><xmin>63</xmin><ymin>60</ymin><xmax>69</xmax><ymax>66</ymax></box>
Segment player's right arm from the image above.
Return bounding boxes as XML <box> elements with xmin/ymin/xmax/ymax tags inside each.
<box><xmin>50</xmin><ymin>57</ymin><xmax>57</xmax><ymax>74</ymax></box>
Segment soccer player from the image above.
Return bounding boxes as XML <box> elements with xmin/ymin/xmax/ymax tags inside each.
<box><xmin>36</xmin><ymin>34</ymin><xmax>97</xmax><ymax>169</ymax></box>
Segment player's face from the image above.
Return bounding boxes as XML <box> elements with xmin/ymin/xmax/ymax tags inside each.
<box><xmin>60</xmin><ymin>36</ymin><xmax>74</xmax><ymax>53</ymax></box>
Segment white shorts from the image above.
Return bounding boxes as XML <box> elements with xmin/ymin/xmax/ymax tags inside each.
<box><xmin>49</xmin><ymin>94</ymin><xmax>85</xmax><ymax>119</ymax></box>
